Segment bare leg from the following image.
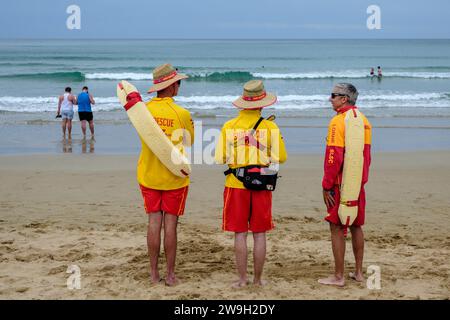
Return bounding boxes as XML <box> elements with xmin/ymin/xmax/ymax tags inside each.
<box><xmin>252</xmin><ymin>232</ymin><xmax>266</xmax><ymax>286</ymax></box>
<box><xmin>81</xmin><ymin>120</ymin><xmax>87</xmax><ymax>138</ymax></box>
<box><xmin>318</xmin><ymin>223</ymin><xmax>345</xmax><ymax>286</ymax></box>
<box><xmin>62</xmin><ymin>119</ymin><xmax>67</xmax><ymax>138</ymax></box>
<box><xmin>88</xmin><ymin>120</ymin><xmax>94</xmax><ymax>137</ymax></box>
<box><xmin>147</xmin><ymin>212</ymin><xmax>163</xmax><ymax>284</ymax></box>
<box><xmin>349</xmin><ymin>226</ymin><xmax>365</xmax><ymax>282</ymax></box>
<box><xmin>164</xmin><ymin>213</ymin><xmax>178</xmax><ymax>286</ymax></box>
<box><xmin>233</xmin><ymin>232</ymin><xmax>248</xmax><ymax>288</ymax></box>
<box><xmin>67</xmin><ymin>120</ymin><xmax>72</xmax><ymax>139</ymax></box>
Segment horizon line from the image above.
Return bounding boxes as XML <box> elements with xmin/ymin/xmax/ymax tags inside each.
<box><xmin>1</xmin><ymin>38</ymin><xmax>450</xmax><ymax>41</ymax></box>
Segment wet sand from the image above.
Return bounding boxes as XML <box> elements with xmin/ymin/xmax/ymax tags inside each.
<box><xmin>0</xmin><ymin>152</ymin><xmax>449</xmax><ymax>299</ymax></box>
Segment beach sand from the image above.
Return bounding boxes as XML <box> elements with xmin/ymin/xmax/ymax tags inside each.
<box><xmin>0</xmin><ymin>152</ymin><xmax>449</xmax><ymax>300</ymax></box>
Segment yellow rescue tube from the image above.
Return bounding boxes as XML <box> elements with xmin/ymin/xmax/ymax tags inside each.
<box><xmin>338</xmin><ymin>108</ymin><xmax>364</xmax><ymax>228</ymax></box>
<box><xmin>117</xmin><ymin>80</ymin><xmax>191</xmax><ymax>178</ymax></box>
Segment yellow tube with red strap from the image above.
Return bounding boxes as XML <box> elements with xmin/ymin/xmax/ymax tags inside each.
<box><xmin>117</xmin><ymin>80</ymin><xmax>191</xmax><ymax>178</ymax></box>
<box><xmin>339</xmin><ymin>108</ymin><xmax>364</xmax><ymax>234</ymax></box>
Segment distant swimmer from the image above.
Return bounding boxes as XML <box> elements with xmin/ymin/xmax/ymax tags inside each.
<box><xmin>370</xmin><ymin>68</ymin><xmax>375</xmax><ymax>77</ymax></box>
<box><xmin>377</xmin><ymin>66</ymin><xmax>382</xmax><ymax>78</ymax></box>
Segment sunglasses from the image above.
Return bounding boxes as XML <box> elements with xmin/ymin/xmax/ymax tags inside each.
<box><xmin>331</xmin><ymin>93</ymin><xmax>348</xmax><ymax>99</ymax></box>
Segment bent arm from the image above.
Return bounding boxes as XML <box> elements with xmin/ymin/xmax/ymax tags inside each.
<box><xmin>71</xmin><ymin>95</ymin><xmax>78</xmax><ymax>105</ymax></box>
<box><xmin>57</xmin><ymin>96</ymin><xmax>62</xmax><ymax>114</ymax></box>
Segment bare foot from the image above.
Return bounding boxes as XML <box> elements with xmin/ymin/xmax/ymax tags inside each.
<box><xmin>253</xmin><ymin>279</ymin><xmax>268</xmax><ymax>287</ymax></box>
<box><xmin>349</xmin><ymin>272</ymin><xmax>364</xmax><ymax>282</ymax></box>
<box><xmin>165</xmin><ymin>275</ymin><xmax>179</xmax><ymax>287</ymax></box>
<box><xmin>318</xmin><ymin>275</ymin><xmax>345</xmax><ymax>287</ymax></box>
<box><xmin>232</xmin><ymin>280</ymin><xmax>249</xmax><ymax>288</ymax></box>
<box><xmin>150</xmin><ymin>273</ymin><xmax>161</xmax><ymax>285</ymax></box>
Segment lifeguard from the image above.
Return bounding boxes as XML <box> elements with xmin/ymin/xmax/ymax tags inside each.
<box><xmin>319</xmin><ymin>83</ymin><xmax>372</xmax><ymax>287</ymax></box>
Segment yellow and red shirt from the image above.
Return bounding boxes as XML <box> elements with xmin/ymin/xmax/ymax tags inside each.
<box><xmin>137</xmin><ymin>97</ymin><xmax>194</xmax><ymax>190</ymax></box>
<box><xmin>322</xmin><ymin>105</ymin><xmax>372</xmax><ymax>190</ymax></box>
<box><xmin>215</xmin><ymin>109</ymin><xmax>288</xmax><ymax>189</ymax></box>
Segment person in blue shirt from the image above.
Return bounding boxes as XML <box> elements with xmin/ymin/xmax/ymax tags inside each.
<box><xmin>77</xmin><ymin>86</ymin><xmax>96</xmax><ymax>138</ymax></box>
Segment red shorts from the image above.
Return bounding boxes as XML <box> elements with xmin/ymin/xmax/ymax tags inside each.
<box><xmin>325</xmin><ymin>185</ymin><xmax>366</xmax><ymax>226</ymax></box>
<box><xmin>222</xmin><ymin>187</ymin><xmax>273</xmax><ymax>233</ymax></box>
<box><xmin>140</xmin><ymin>185</ymin><xmax>188</xmax><ymax>216</ymax></box>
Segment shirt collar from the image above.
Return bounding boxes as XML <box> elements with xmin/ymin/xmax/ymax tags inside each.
<box><xmin>239</xmin><ymin>109</ymin><xmax>262</xmax><ymax>117</ymax></box>
<box><xmin>337</xmin><ymin>105</ymin><xmax>358</xmax><ymax>114</ymax></box>
<box><xmin>151</xmin><ymin>97</ymin><xmax>174</xmax><ymax>102</ymax></box>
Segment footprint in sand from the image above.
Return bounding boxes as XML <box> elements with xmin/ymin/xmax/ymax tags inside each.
<box><xmin>16</xmin><ymin>287</ymin><xmax>29</xmax><ymax>293</ymax></box>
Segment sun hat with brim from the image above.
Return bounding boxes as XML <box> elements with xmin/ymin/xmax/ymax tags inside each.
<box><xmin>147</xmin><ymin>63</ymin><xmax>188</xmax><ymax>93</ymax></box>
<box><xmin>232</xmin><ymin>80</ymin><xmax>277</xmax><ymax>109</ymax></box>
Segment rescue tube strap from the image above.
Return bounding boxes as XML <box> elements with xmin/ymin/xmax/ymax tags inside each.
<box><xmin>124</xmin><ymin>92</ymin><xmax>143</xmax><ymax>111</ymax></box>
<box><xmin>341</xmin><ymin>200</ymin><xmax>359</xmax><ymax>207</ymax></box>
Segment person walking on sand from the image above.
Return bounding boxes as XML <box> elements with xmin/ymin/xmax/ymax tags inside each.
<box><xmin>139</xmin><ymin>64</ymin><xmax>194</xmax><ymax>286</ymax></box>
<box><xmin>77</xmin><ymin>86</ymin><xmax>95</xmax><ymax>139</ymax></box>
<box><xmin>56</xmin><ymin>87</ymin><xmax>77</xmax><ymax>139</ymax></box>
<box><xmin>215</xmin><ymin>80</ymin><xmax>287</xmax><ymax>288</ymax></box>
<box><xmin>319</xmin><ymin>83</ymin><xmax>372</xmax><ymax>287</ymax></box>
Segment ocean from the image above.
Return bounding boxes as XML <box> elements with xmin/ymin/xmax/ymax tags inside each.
<box><xmin>1</xmin><ymin>39</ymin><xmax>450</xmax><ymax>154</ymax></box>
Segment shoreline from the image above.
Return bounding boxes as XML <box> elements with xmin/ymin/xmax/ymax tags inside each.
<box><xmin>1</xmin><ymin>119</ymin><xmax>450</xmax><ymax>156</ymax></box>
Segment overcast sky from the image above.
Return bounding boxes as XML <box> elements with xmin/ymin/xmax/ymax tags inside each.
<box><xmin>0</xmin><ymin>0</ymin><xmax>448</xmax><ymax>39</ymax></box>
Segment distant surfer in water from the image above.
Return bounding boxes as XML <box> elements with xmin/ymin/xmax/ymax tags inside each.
<box><xmin>319</xmin><ymin>83</ymin><xmax>372</xmax><ymax>287</ymax></box>
<box><xmin>139</xmin><ymin>64</ymin><xmax>194</xmax><ymax>286</ymax></box>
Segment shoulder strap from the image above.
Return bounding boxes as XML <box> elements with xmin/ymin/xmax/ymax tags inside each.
<box><xmin>250</xmin><ymin>117</ymin><xmax>264</xmax><ymax>136</ymax></box>
<box><xmin>224</xmin><ymin>168</ymin><xmax>234</xmax><ymax>176</ymax></box>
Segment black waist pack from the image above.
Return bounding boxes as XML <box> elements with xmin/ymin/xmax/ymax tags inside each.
<box><xmin>224</xmin><ymin>165</ymin><xmax>279</xmax><ymax>191</ymax></box>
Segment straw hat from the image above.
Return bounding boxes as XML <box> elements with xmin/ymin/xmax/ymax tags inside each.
<box><xmin>233</xmin><ymin>80</ymin><xmax>277</xmax><ymax>109</ymax></box>
<box><xmin>147</xmin><ymin>63</ymin><xmax>188</xmax><ymax>93</ymax></box>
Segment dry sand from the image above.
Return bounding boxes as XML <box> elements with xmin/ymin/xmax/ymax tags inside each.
<box><xmin>0</xmin><ymin>152</ymin><xmax>449</xmax><ymax>299</ymax></box>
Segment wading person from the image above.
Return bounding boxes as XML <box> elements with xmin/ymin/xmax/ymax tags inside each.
<box><xmin>56</xmin><ymin>87</ymin><xmax>76</xmax><ymax>139</ymax></box>
<box><xmin>319</xmin><ymin>83</ymin><xmax>372</xmax><ymax>287</ymax></box>
<box><xmin>215</xmin><ymin>80</ymin><xmax>287</xmax><ymax>288</ymax></box>
<box><xmin>77</xmin><ymin>86</ymin><xmax>95</xmax><ymax>139</ymax></box>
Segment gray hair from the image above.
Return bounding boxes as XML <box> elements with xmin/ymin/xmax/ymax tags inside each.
<box><xmin>333</xmin><ymin>83</ymin><xmax>358</xmax><ymax>105</ymax></box>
